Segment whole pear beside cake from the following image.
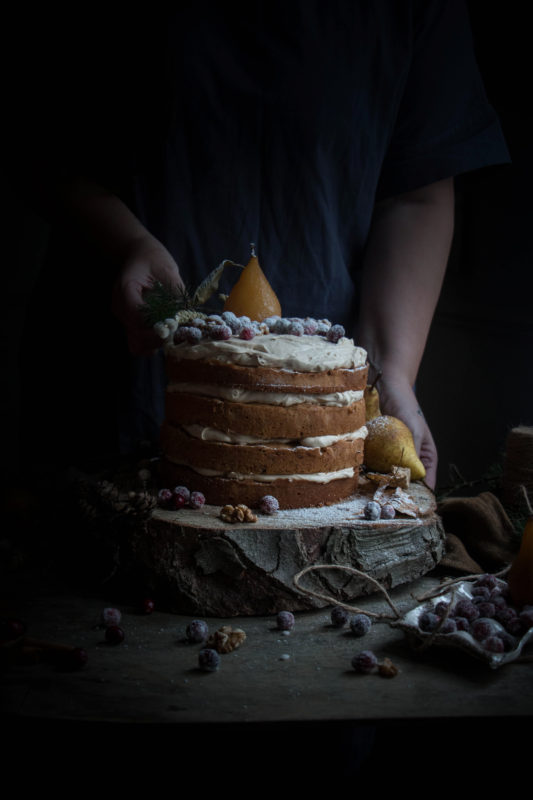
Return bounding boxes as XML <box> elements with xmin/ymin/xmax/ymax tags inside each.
<box><xmin>364</xmin><ymin>415</ymin><xmax>426</xmax><ymax>482</ymax></box>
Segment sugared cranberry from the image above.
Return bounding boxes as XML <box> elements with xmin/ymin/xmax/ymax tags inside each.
<box><xmin>495</xmin><ymin>606</ymin><xmax>517</xmax><ymax>626</ymax></box>
<box><xmin>380</xmin><ymin>503</ymin><xmax>396</xmax><ymax>519</ymax></box>
<box><xmin>506</xmin><ymin>616</ymin><xmax>526</xmax><ymax>636</ymax></box>
<box><xmin>475</xmin><ymin>602</ymin><xmax>496</xmax><ymax>618</ymax></box>
<box><xmin>101</xmin><ymin>607</ymin><xmax>122</xmax><ymax>627</ymax></box>
<box><xmin>277</xmin><ymin>611</ymin><xmax>295</xmax><ymax>631</ymax></box>
<box><xmin>483</xmin><ymin>635</ymin><xmax>504</xmax><ymax>653</ymax></box>
<box><xmin>419</xmin><ymin>611</ymin><xmax>441</xmax><ymax>632</ymax></box>
<box><xmin>175</xmin><ymin>326</ymin><xmax>203</xmax><ymax>345</ymax></box>
<box><xmin>497</xmin><ymin>631</ymin><xmax>517</xmax><ymax>652</ymax></box>
<box><xmin>352</xmin><ymin>650</ymin><xmax>378</xmax><ymax>674</ymax></box>
<box><xmin>331</xmin><ymin>606</ymin><xmax>350</xmax><ymax>628</ymax></box>
<box><xmin>186</xmin><ymin>619</ymin><xmax>209</xmax><ymax>643</ymax></box>
<box><xmin>105</xmin><ymin>625</ymin><xmax>125</xmax><ymax>645</ymax></box>
<box><xmin>302</xmin><ymin>318</ymin><xmax>318</xmax><ymax>335</ymax></box>
<box><xmin>287</xmin><ymin>321</ymin><xmax>304</xmax><ymax>336</ymax></box>
<box><xmin>363</xmin><ymin>501</ymin><xmax>381</xmax><ymax>520</ymax></box>
<box><xmin>198</xmin><ymin>648</ymin><xmax>220</xmax><ymax>672</ymax></box>
<box><xmin>272</xmin><ymin>318</ymin><xmax>292</xmax><ymax>334</ymax></box>
<box><xmin>326</xmin><ymin>324</ymin><xmax>345</xmax><ymax>343</ymax></box>
<box><xmin>239</xmin><ymin>325</ymin><xmax>256</xmax><ymax>340</ymax></box>
<box><xmin>157</xmin><ymin>488</ymin><xmax>173</xmax><ymax>507</ymax></box>
<box><xmin>209</xmin><ymin>324</ymin><xmax>232</xmax><ymax>341</ymax></box>
<box><xmin>471</xmin><ymin>618</ymin><xmax>494</xmax><ymax>642</ymax></box>
<box><xmin>189</xmin><ymin>491</ymin><xmax>205</xmax><ymax>509</ymax></box>
<box><xmin>173</xmin><ymin>485</ymin><xmax>190</xmax><ymax>502</ymax></box>
<box><xmin>519</xmin><ymin>607</ymin><xmax>533</xmax><ymax>630</ymax></box>
<box><xmin>172</xmin><ymin>486</ymin><xmax>190</xmax><ymax>509</ymax></box>
<box><xmin>474</xmin><ymin>574</ymin><xmax>499</xmax><ymax>591</ymax></box>
<box><xmin>454</xmin><ymin>616</ymin><xmax>470</xmax><ymax>632</ymax></box>
<box><xmin>140</xmin><ymin>598</ymin><xmax>155</xmax><ymax>615</ymax></box>
<box><xmin>350</xmin><ymin>614</ymin><xmax>372</xmax><ymax>637</ymax></box>
<box><xmin>259</xmin><ymin>495</ymin><xmax>279</xmax><ymax>515</ymax></box>
<box><xmin>172</xmin><ymin>493</ymin><xmax>187</xmax><ymax>510</ymax></box>
<box><xmin>453</xmin><ymin>599</ymin><xmax>480</xmax><ymax>621</ymax></box>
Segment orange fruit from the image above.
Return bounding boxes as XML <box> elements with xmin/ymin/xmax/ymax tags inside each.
<box><xmin>223</xmin><ymin>253</ymin><xmax>282</xmax><ymax>321</ymax></box>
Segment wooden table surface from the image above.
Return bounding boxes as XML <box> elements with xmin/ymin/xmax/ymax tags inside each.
<box><xmin>2</xmin><ymin>571</ymin><xmax>531</xmax><ymax>727</ymax></box>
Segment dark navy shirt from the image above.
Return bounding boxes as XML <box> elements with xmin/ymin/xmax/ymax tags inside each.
<box><xmin>109</xmin><ymin>0</ymin><xmax>510</xmax><ymax>329</ymax></box>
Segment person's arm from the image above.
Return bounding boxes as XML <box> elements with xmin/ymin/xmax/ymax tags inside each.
<box><xmin>35</xmin><ymin>177</ymin><xmax>184</xmax><ymax>356</ymax></box>
<box><xmin>356</xmin><ymin>177</ymin><xmax>455</xmax><ymax>489</ymax></box>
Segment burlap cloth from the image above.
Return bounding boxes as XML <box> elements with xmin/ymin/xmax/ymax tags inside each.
<box><xmin>437</xmin><ymin>491</ymin><xmax>519</xmax><ymax>574</ymax></box>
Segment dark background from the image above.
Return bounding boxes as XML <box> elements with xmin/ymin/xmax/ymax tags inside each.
<box><xmin>1</xmin><ymin>3</ymin><xmax>531</xmax><ymax>496</ymax></box>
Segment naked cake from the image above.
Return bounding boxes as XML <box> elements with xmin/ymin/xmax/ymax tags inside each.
<box><xmin>158</xmin><ymin>314</ymin><xmax>368</xmax><ymax>509</ymax></box>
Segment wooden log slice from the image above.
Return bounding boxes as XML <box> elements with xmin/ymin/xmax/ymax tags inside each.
<box><xmin>125</xmin><ymin>480</ymin><xmax>445</xmax><ymax>617</ymax></box>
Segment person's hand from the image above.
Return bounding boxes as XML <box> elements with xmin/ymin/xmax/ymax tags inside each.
<box><xmin>112</xmin><ymin>239</ymin><xmax>184</xmax><ymax>356</ymax></box>
<box><xmin>375</xmin><ymin>371</ymin><xmax>437</xmax><ymax>490</ymax></box>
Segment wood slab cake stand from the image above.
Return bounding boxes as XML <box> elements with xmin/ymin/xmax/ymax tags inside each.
<box><xmin>125</xmin><ymin>481</ymin><xmax>444</xmax><ymax>617</ymax></box>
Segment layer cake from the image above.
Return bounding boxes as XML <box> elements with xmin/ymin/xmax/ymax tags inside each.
<box><xmin>159</xmin><ymin>316</ymin><xmax>368</xmax><ymax>509</ymax></box>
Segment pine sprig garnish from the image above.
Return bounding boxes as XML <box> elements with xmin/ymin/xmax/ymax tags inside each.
<box><xmin>141</xmin><ymin>281</ymin><xmax>194</xmax><ymax>326</ymax></box>
<box><xmin>142</xmin><ymin>260</ymin><xmax>245</xmax><ymax>326</ymax></box>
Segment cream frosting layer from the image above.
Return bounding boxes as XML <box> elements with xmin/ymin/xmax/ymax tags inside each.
<box><xmin>182</xmin><ymin>423</ymin><xmax>368</xmax><ymax>448</ymax></box>
<box><xmin>166</xmin><ymin>457</ymin><xmax>355</xmax><ymax>484</ymax></box>
<box><xmin>167</xmin><ymin>383</ymin><xmax>363</xmax><ymax>407</ymax></box>
<box><xmin>165</xmin><ymin>333</ymin><xmax>367</xmax><ymax>372</ymax></box>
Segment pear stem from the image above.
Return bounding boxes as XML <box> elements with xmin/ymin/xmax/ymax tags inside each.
<box><xmin>250</xmin><ymin>242</ymin><xmax>256</xmax><ymax>257</ymax></box>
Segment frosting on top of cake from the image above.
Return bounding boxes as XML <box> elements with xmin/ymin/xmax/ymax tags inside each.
<box><xmin>165</xmin><ymin>333</ymin><xmax>367</xmax><ymax>373</ymax></box>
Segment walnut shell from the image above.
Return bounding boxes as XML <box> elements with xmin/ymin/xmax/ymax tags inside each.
<box><xmin>206</xmin><ymin>625</ymin><xmax>247</xmax><ymax>653</ymax></box>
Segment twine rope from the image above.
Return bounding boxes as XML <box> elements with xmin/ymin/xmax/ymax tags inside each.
<box><xmin>292</xmin><ymin>564</ymin><xmax>401</xmax><ymax>620</ymax></box>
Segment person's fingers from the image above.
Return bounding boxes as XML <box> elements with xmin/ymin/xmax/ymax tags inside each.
<box><xmin>419</xmin><ymin>436</ymin><xmax>437</xmax><ymax>489</ymax></box>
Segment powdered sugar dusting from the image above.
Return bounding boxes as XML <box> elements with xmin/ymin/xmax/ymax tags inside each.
<box><xmin>153</xmin><ymin>481</ymin><xmax>435</xmax><ymax>531</ymax></box>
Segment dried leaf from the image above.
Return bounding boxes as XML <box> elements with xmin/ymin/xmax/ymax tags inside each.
<box><xmin>387</xmin><ymin>487</ymin><xmax>420</xmax><ymax>517</ymax></box>
<box><xmin>370</xmin><ymin>485</ymin><xmax>420</xmax><ymax>517</ymax></box>
<box><xmin>366</xmin><ymin>466</ymin><xmax>410</xmax><ymax>489</ymax></box>
<box><xmin>192</xmin><ymin>260</ymin><xmax>244</xmax><ymax>307</ymax></box>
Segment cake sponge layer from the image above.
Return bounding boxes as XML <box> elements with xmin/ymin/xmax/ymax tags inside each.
<box><xmin>164</xmin><ymin>393</ymin><xmax>366</xmax><ymax>439</ymax></box>
<box><xmin>158</xmin><ymin>460</ymin><xmax>361</xmax><ymax>509</ymax></box>
<box><xmin>160</xmin><ymin>421</ymin><xmax>365</xmax><ymax>475</ymax></box>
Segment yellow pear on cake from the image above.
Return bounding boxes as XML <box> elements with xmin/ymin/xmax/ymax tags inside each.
<box><xmin>223</xmin><ymin>246</ymin><xmax>282</xmax><ymax>321</ymax></box>
<box><xmin>364</xmin><ymin>415</ymin><xmax>426</xmax><ymax>481</ymax></box>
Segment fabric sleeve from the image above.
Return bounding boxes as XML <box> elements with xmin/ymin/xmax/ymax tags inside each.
<box><xmin>377</xmin><ymin>0</ymin><xmax>510</xmax><ymax>199</ymax></box>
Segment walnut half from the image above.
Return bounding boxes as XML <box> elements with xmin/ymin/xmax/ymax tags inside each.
<box><xmin>219</xmin><ymin>504</ymin><xmax>257</xmax><ymax>524</ymax></box>
<box><xmin>206</xmin><ymin>625</ymin><xmax>247</xmax><ymax>653</ymax></box>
